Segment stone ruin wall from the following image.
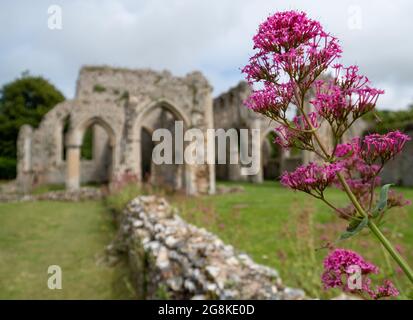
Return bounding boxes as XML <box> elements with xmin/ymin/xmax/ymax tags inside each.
<box><xmin>213</xmin><ymin>81</ymin><xmax>297</xmax><ymax>183</ymax></box>
<box><xmin>15</xmin><ymin>66</ymin><xmax>378</xmax><ymax>194</ymax></box>
<box><xmin>111</xmin><ymin>195</ymin><xmax>305</xmax><ymax>300</ymax></box>
<box><xmin>17</xmin><ymin>66</ymin><xmax>216</xmax><ymax>195</ymax></box>
<box><xmin>213</xmin><ymin>81</ymin><xmax>370</xmax><ymax>183</ymax></box>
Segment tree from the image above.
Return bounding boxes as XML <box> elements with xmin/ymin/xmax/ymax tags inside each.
<box><xmin>0</xmin><ymin>72</ymin><xmax>64</xmax><ymax>178</ymax></box>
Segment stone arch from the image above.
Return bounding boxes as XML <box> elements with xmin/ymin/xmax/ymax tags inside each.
<box><xmin>65</xmin><ymin>116</ymin><xmax>118</xmax><ymax>190</ymax></box>
<box><xmin>134</xmin><ymin>99</ymin><xmax>191</xmax><ymax>133</ymax></box>
<box><xmin>133</xmin><ymin>99</ymin><xmax>192</xmax><ymax>192</ymax></box>
<box><xmin>68</xmin><ymin>116</ymin><xmax>117</xmax><ymax>147</ymax></box>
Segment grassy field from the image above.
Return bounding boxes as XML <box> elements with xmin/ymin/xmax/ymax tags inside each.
<box><xmin>1</xmin><ymin>182</ymin><xmax>412</xmax><ymax>299</ymax></box>
<box><xmin>0</xmin><ymin>201</ymin><xmax>135</xmax><ymax>299</ymax></box>
<box><xmin>173</xmin><ymin>182</ymin><xmax>413</xmax><ymax>299</ymax></box>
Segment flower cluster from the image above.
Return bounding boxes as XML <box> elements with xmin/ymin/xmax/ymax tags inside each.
<box><xmin>360</xmin><ymin>131</ymin><xmax>410</xmax><ymax>164</ymax></box>
<box><xmin>274</xmin><ymin>112</ymin><xmax>319</xmax><ymax>150</ymax></box>
<box><xmin>311</xmin><ymin>65</ymin><xmax>384</xmax><ymax>138</ymax></box>
<box><xmin>322</xmin><ymin>249</ymin><xmax>399</xmax><ymax>299</ymax></box>
<box><xmin>242</xmin><ymin>11</ymin><xmax>341</xmax><ymax>121</ymax></box>
<box><xmin>280</xmin><ymin>162</ymin><xmax>341</xmax><ymax>196</ymax></box>
<box><xmin>245</xmin><ymin>11</ymin><xmax>341</xmax><ymax>85</ymax></box>
<box><xmin>334</xmin><ymin>138</ymin><xmax>381</xmax><ymax>202</ymax></box>
<box><xmin>374</xmin><ymin>280</ymin><xmax>400</xmax><ymax>299</ymax></box>
<box><xmin>387</xmin><ymin>190</ymin><xmax>412</xmax><ymax>209</ymax></box>
<box><xmin>243</xmin><ymin>10</ymin><xmax>413</xmax><ymax>290</ymax></box>
<box><xmin>334</xmin><ymin>136</ymin><xmax>411</xmax><ymax>215</ymax></box>
<box><xmin>245</xmin><ymin>82</ymin><xmax>294</xmax><ymax>118</ymax></box>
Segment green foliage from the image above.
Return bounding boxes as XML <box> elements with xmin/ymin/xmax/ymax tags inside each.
<box><xmin>93</xmin><ymin>84</ymin><xmax>106</xmax><ymax>93</ymax></box>
<box><xmin>266</xmin><ymin>132</ymin><xmax>281</xmax><ymax>158</ymax></box>
<box><xmin>154</xmin><ymin>284</ymin><xmax>171</xmax><ymax>299</ymax></box>
<box><xmin>119</xmin><ymin>91</ymin><xmax>129</xmax><ymax>101</ymax></box>
<box><xmin>31</xmin><ymin>184</ymin><xmax>65</xmax><ymax>195</ymax></box>
<box><xmin>372</xmin><ymin>184</ymin><xmax>393</xmax><ymax>218</ymax></box>
<box><xmin>104</xmin><ymin>183</ymin><xmax>143</xmax><ymax>214</ymax></box>
<box><xmin>340</xmin><ymin>216</ymin><xmax>369</xmax><ymax>241</ymax></box>
<box><xmin>0</xmin><ymin>72</ymin><xmax>64</xmax><ymax>178</ymax></box>
<box><xmin>175</xmin><ymin>182</ymin><xmax>413</xmax><ymax>298</ymax></box>
<box><xmin>0</xmin><ymin>157</ymin><xmax>16</xmax><ymax>179</ymax></box>
<box><xmin>81</xmin><ymin>126</ymin><xmax>93</xmax><ymax>160</ymax></box>
<box><xmin>365</xmin><ymin>107</ymin><xmax>413</xmax><ymax>133</ymax></box>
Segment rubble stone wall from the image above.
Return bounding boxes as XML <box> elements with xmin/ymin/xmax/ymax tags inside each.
<box><xmin>113</xmin><ymin>195</ymin><xmax>306</xmax><ymax>300</ymax></box>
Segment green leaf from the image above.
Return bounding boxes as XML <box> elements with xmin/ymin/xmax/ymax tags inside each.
<box><xmin>339</xmin><ymin>216</ymin><xmax>369</xmax><ymax>241</ymax></box>
<box><xmin>372</xmin><ymin>184</ymin><xmax>393</xmax><ymax>218</ymax></box>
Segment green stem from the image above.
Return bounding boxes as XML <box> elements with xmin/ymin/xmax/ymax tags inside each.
<box><xmin>295</xmin><ymin>88</ymin><xmax>413</xmax><ymax>285</ymax></box>
<box><xmin>368</xmin><ymin>220</ymin><xmax>413</xmax><ymax>284</ymax></box>
<box><xmin>337</xmin><ymin>172</ymin><xmax>413</xmax><ymax>285</ymax></box>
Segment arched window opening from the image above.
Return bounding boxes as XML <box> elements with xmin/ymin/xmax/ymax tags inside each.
<box><xmin>262</xmin><ymin>131</ymin><xmax>282</xmax><ymax>180</ymax></box>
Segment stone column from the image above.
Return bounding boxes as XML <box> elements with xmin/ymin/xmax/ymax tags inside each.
<box><xmin>17</xmin><ymin>124</ymin><xmax>33</xmax><ymax>193</ymax></box>
<box><xmin>66</xmin><ymin>145</ymin><xmax>81</xmax><ymax>190</ymax></box>
<box><xmin>250</xmin><ymin>120</ymin><xmax>263</xmax><ymax>183</ymax></box>
<box><xmin>228</xmin><ymin>140</ymin><xmax>241</xmax><ymax>181</ymax></box>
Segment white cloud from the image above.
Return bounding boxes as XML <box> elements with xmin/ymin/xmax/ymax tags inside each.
<box><xmin>0</xmin><ymin>0</ymin><xmax>412</xmax><ymax>110</ymax></box>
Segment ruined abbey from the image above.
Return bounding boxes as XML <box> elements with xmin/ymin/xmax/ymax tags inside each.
<box><xmin>16</xmin><ymin>66</ymin><xmax>370</xmax><ymax>194</ymax></box>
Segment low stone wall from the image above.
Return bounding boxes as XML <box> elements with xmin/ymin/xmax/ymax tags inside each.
<box><xmin>111</xmin><ymin>195</ymin><xmax>305</xmax><ymax>300</ymax></box>
<box><xmin>0</xmin><ymin>187</ymin><xmax>102</xmax><ymax>202</ymax></box>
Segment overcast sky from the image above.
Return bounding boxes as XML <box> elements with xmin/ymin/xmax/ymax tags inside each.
<box><xmin>1</xmin><ymin>0</ymin><xmax>412</xmax><ymax>110</ymax></box>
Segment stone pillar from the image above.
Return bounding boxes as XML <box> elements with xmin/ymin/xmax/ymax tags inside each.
<box><xmin>228</xmin><ymin>140</ymin><xmax>241</xmax><ymax>181</ymax></box>
<box><xmin>93</xmin><ymin>125</ymin><xmax>109</xmax><ymax>163</ymax></box>
<box><xmin>66</xmin><ymin>145</ymin><xmax>81</xmax><ymax>190</ymax></box>
<box><xmin>251</xmin><ymin>120</ymin><xmax>263</xmax><ymax>183</ymax></box>
<box><xmin>17</xmin><ymin>124</ymin><xmax>33</xmax><ymax>193</ymax></box>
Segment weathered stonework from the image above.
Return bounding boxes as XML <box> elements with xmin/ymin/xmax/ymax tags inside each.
<box><xmin>0</xmin><ymin>187</ymin><xmax>102</xmax><ymax>203</ymax></box>
<box><xmin>213</xmin><ymin>82</ymin><xmax>289</xmax><ymax>183</ymax></box>
<box><xmin>111</xmin><ymin>195</ymin><xmax>306</xmax><ymax>300</ymax></box>
<box><xmin>213</xmin><ymin>81</ymin><xmax>368</xmax><ymax>182</ymax></box>
<box><xmin>17</xmin><ymin>66</ymin><xmax>215</xmax><ymax>195</ymax></box>
<box><xmin>16</xmin><ymin>67</ymin><xmax>370</xmax><ymax>194</ymax></box>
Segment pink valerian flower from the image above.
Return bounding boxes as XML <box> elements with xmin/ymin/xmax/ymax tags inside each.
<box><xmin>334</xmin><ymin>139</ymin><xmax>382</xmax><ymax>204</ymax></box>
<box><xmin>275</xmin><ymin>124</ymin><xmax>313</xmax><ymax>150</ymax></box>
<box><xmin>335</xmin><ymin>141</ymin><xmax>355</xmax><ymax>158</ymax></box>
<box><xmin>274</xmin><ymin>112</ymin><xmax>319</xmax><ymax>150</ymax></box>
<box><xmin>387</xmin><ymin>190</ymin><xmax>411</xmax><ymax>209</ymax></box>
<box><xmin>334</xmin><ymin>138</ymin><xmax>410</xmax><ymax>214</ymax></box>
<box><xmin>361</xmin><ymin>131</ymin><xmax>411</xmax><ymax>164</ymax></box>
<box><xmin>311</xmin><ymin>65</ymin><xmax>384</xmax><ymax>137</ymax></box>
<box><xmin>242</xmin><ymin>10</ymin><xmax>341</xmax><ymax>93</ymax></box>
<box><xmin>374</xmin><ymin>280</ymin><xmax>400</xmax><ymax>299</ymax></box>
<box><xmin>280</xmin><ymin>162</ymin><xmax>341</xmax><ymax>196</ymax></box>
<box><xmin>245</xmin><ymin>82</ymin><xmax>294</xmax><ymax>118</ymax></box>
<box><xmin>242</xmin><ymin>52</ymin><xmax>279</xmax><ymax>85</ymax></box>
<box><xmin>252</xmin><ymin>11</ymin><xmax>324</xmax><ymax>53</ymax></box>
<box><xmin>293</xmin><ymin>112</ymin><xmax>319</xmax><ymax>129</ymax></box>
<box><xmin>322</xmin><ymin>248</ymin><xmax>378</xmax><ymax>288</ymax></box>
<box><xmin>322</xmin><ymin>249</ymin><xmax>399</xmax><ymax>299</ymax></box>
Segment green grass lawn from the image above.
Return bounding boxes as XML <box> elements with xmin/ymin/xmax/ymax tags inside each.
<box><xmin>1</xmin><ymin>182</ymin><xmax>412</xmax><ymax>299</ymax></box>
<box><xmin>173</xmin><ymin>182</ymin><xmax>413</xmax><ymax>299</ymax></box>
<box><xmin>0</xmin><ymin>201</ymin><xmax>135</xmax><ymax>299</ymax></box>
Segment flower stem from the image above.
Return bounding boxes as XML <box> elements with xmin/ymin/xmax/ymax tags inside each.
<box><xmin>368</xmin><ymin>219</ymin><xmax>413</xmax><ymax>284</ymax></box>
<box><xmin>336</xmin><ymin>171</ymin><xmax>413</xmax><ymax>284</ymax></box>
<box><xmin>295</xmin><ymin>89</ymin><xmax>413</xmax><ymax>285</ymax></box>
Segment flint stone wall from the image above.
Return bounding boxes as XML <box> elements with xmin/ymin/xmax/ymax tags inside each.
<box><xmin>113</xmin><ymin>195</ymin><xmax>305</xmax><ymax>300</ymax></box>
<box><xmin>0</xmin><ymin>187</ymin><xmax>102</xmax><ymax>203</ymax></box>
